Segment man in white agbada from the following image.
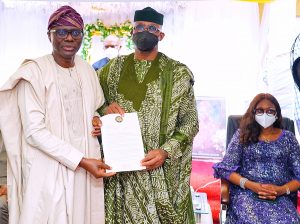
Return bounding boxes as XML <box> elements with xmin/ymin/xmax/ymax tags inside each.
<box><xmin>0</xmin><ymin>5</ymin><xmax>114</xmax><ymax>224</ymax></box>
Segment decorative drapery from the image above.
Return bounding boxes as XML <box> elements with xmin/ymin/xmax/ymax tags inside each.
<box><xmin>0</xmin><ymin>0</ymin><xmax>297</xmax><ymax>127</ymax></box>
<box><xmin>82</xmin><ymin>20</ymin><xmax>133</xmax><ymax>61</ymax></box>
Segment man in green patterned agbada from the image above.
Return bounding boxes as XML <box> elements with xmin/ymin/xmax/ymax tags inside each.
<box><xmin>97</xmin><ymin>6</ymin><xmax>199</xmax><ymax>224</ymax></box>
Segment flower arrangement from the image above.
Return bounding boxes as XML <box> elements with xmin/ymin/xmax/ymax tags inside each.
<box><xmin>82</xmin><ymin>20</ymin><xmax>133</xmax><ymax>61</ymax></box>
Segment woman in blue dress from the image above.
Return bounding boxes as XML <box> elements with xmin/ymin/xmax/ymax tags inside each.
<box><xmin>213</xmin><ymin>93</ymin><xmax>300</xmax><ymax>224</ymax></box>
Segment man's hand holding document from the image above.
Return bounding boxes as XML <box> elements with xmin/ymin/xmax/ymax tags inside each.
<box><xmin>101</xmin><ymin>112</ymin><xmax>146</xmax><ymax>173</ymax></box>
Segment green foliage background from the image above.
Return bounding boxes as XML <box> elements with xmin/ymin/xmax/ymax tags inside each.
<box><xmin>82</xmin><ymin>20</ymin><xmax>133</xmax><ymax>61</ymax></box>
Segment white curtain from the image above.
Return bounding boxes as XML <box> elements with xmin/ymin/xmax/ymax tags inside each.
<box><xmin>258</xmin><ymin>0</ymin><xmax>297</xmax><ymax>119</ymax></box>
<box><xmin>0</xmin><ymin>0</ymin><xmax>297</xmax><ymax>118</ymax></box>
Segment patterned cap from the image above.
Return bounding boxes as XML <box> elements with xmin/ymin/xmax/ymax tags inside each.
<box><xmin>48</xmin><ymin>5</ymin><xmax>84</xmax><ymax>30</ymax></box>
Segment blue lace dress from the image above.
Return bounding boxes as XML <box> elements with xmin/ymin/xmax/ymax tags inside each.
<box><xmin>213</xmin><ymin>130</ymin><xmax>300</xmax><ymax>224</ymax></box>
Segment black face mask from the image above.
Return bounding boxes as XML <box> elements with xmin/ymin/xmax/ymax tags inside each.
<box><xmin>132</xmin><ymin>31</ymin><xmax>159</xmax><ymax>52</ymax></box>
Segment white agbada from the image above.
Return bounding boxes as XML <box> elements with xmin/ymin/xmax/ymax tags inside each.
<box><xmin>0</xmin><ymin>54</ymin><xmax>105</xmax><ymax>224</ymax></box>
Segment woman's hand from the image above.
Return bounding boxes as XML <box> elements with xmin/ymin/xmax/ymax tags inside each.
<box><xmin>246</xmin><ymin>181</ymin><xmax>278</xmax><ymax>200</ymax></box>
<box><xmin>260</xmin><ymin>183</ymin><xmax>286</xmax><ymax>197</ymax></box>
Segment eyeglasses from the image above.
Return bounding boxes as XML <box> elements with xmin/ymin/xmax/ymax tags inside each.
<box><xmin>49</xmin><ymin>29</ymin><xmax>83</xmax><ymax>40</ymax></box>
<box><xmin>133</xmin><ymin>24</ymin><xmax>161</xmax><ymax>33</ymax></box>
<box><xmin>254</xmin><ymin>108</ymin><xmax>277</xmax><ymax>117</ymax></box>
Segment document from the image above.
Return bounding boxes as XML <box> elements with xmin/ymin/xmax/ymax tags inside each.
<box><xmin>101</xmin><ymin>112</ymin><xmax>146</xmax><ymax>172</ymax></box>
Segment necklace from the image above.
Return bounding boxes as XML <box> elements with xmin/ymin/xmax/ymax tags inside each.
<box><xmin>260</xmin><ymin>128</ymin><xmax>281</xmax><ymax>143</ymax></box>
<box><xmin>54</xmin><ymin>62</ymin><xmax>82</xmax><ymax>89</ymax></box>
<box><xmin>51</xmin><ymin>53</ymin><xmax>75</xmax><ymax>77</ymax></box>
<box><xmin>51</xmin><ymin>55</ymin><xmax>83</xmax><ymax>92</ymax></box>
<box><xmin>261</xmin><ymin>136</ymin><xmax>271</xmax><ymax>143</ymax></box>
<box><xmin>56</xmin><ymin>64</ymin><xmax>74</xmax><ymax>77</ymax></box>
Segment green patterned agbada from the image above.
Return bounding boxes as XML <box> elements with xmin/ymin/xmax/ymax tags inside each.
<box><xmin>97</xmin><ymin>52</ymin><xmax>199</xmax><ymax>224</ymax></box>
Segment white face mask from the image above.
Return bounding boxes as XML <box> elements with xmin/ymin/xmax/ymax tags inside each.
<box><xmin>104</xmin><ymin>47</ymin><xmax>119</xmax><ymax>59</ymax></box>
<box><xmin>255</xmin><ymin>113</ymin><xmax>277</xmax><ymax>128</ymax></box>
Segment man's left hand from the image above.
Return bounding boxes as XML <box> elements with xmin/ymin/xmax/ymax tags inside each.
<box><xmin>91</xmin><ymin>116</ymin><xmax>102</xmax><ymax>136</ymax></box>
<box><xmin>141</xmin><ymin>149</ymin><xmax>168</xmax><ymax>170</ymax></box>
